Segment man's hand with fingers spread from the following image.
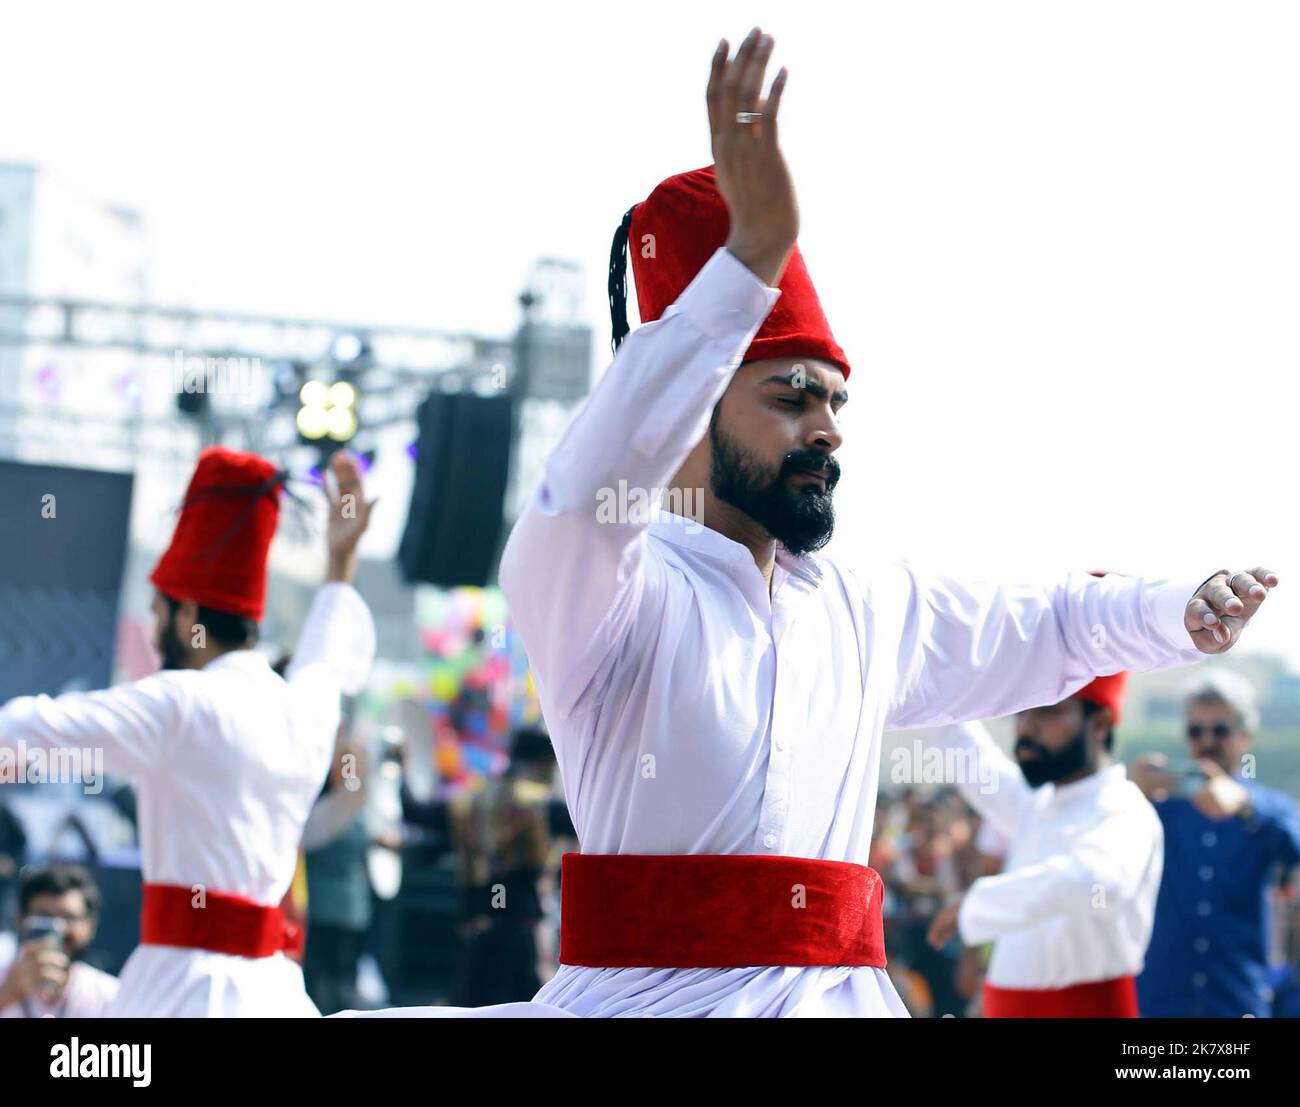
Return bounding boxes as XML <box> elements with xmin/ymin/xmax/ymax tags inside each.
<box><xmin>324</xmin><ymin>450</ymin><xmax>378</xmax><ymax>585</ymax></box>
<box><xmin>707</xmin><ymin>28</ymin><xmax>797</xmax><ymax>287</ymax></box>
<box><xmin>1183</xmin><ymin>568</ymin><xmax>1278</xmax><ymax>654</ymax></box>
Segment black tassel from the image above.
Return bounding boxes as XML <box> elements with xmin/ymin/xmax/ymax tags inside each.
<box><xmin>608</xmin><ymin>205</ymin><xmax>637</xmax><ymax>353</ymax></box>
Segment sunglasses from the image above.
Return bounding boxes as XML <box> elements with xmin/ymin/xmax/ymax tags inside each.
<box><xmin>1187</xmin><ymin>723</ymin><xmax>1233</xmax><ymax>741</ymax></box>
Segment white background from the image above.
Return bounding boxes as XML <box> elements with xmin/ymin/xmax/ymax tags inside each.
<box><xmin>2</xmin><ymin>1</ymin><xmax>1295</xmax><ymax>663</ymax></box>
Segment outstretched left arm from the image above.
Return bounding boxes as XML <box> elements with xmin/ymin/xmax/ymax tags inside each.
<box><xmin>0</xmin><ymin>673</ymin><xmax>181</xmax><ymax>780</ymax></box>
<box><xmin>886</xmin><ymin>566</ymin><xmax>1277</xmax><ymax>732</ymax></box>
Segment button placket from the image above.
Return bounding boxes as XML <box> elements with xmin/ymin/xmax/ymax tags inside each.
<box><xmin>759</xmin><ymin>579</ymin><xmax>796</xmax><ymax>854</ymax></box>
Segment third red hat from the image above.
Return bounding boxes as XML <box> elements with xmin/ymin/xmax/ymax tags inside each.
<box><xmin>1075</xmin><ymin>671</ymin><xmax>1129</xmax><ymax>726</ymax></box>
<box><xmin>1075</xmin><ymin>570</ymin><xmax>1129</xmax><ymax>725</ymax></box>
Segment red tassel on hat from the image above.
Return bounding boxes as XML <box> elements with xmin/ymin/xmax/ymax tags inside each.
<box><xmin>149</xmin><ymin>447</ymin><xmax>285</xmax><ymax>621</ymax></box>
<box><xmin>610</xmin><ymin>165</ymin><xmax>850</xmax><ymax>379</ymax></box>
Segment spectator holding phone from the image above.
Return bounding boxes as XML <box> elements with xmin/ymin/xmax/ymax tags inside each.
<box><xmin>1134</xmin><ymin>672</ymin><xmax>1300</xmax><ymax>1016</ymax></box>
<box><xmin>0</xmin><ymin>866</ymin><xmax>118</xmax><ymax>1018</ymax></box>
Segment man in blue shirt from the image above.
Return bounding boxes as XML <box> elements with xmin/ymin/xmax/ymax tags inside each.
<box><xmin>1135</xmin><ymin>671</ymin><xmax>1300</xmax><ymax>1017</ymax></box>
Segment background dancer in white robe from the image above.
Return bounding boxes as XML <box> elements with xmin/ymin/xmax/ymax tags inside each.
<box><xmin>924</xmin><ymin>673</ymin><xmax>1160</xmax><ymax>1017</ymax></box>
<box><xmin>348</xmin><ymin>29</ymin><xmax>1277</xmax><ymax>1019</ymax></box>
<box><xmin>0</xmin><ymin>448</ymin><xmax>376</xmax><ymax>1016</ymax></box>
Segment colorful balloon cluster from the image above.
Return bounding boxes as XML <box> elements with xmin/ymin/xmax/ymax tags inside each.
<box><xmin>415</xmin><ymin>585</ymin><xmax>539</xmax><ymax>788</ymax></box>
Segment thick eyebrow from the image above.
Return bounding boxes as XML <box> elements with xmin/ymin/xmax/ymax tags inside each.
<box><xmin>761</xmin><ymin>373</ymin><xmax>849</xmax><ymax>406</ymax></box>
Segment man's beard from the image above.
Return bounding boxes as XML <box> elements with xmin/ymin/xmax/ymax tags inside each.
<box><xmin>157</xmin><ymin>617</ymin><xmax>189</xmax><ymax>671</ymax></box>
<box><xmin>708</xmin><ymin>419</ymin><xmax>839</xmax><ymax>556</ymax></box>
<box><xmin>1015</xmin><ymin>726</ymin><xmax>1089</xmax><ymax>788</ymax></box>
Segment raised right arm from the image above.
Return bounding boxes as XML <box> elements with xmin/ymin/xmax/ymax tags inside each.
<box><xmin>498</xmin><ymin>249</ymin><xmax>778</xmax><ymax>719</ymax></box>
<box><xmin>499</xmin><ymin>30</ymin><xmax>794</xmax><ymax>720</ymax></box>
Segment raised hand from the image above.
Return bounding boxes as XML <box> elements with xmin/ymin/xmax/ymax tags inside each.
<box><xmin>707</xmin><ymin>28</ymin><xmax>797</xmax><ymax>287</ymax></box>
<box><xmin>1184</xmin><ymin>567</ymin><xmax>1278</xmax><ymax>654</ymax></box>
<box><xmin>324</xmin><ymin>450</ymin><xmax>378</xmax><ymax>583</ymax></box>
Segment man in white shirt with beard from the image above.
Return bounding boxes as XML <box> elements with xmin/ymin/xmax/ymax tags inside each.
<box><xmin>0</xmin><ymin>449</ymin><xmax>376</xmax><ymax>1016</ymax></box>
<box><xmin>349</xmin><ymin>28</ymin><xmax>1277</xmax><ymax>1019</ymax></box>
<box><xmin>925</xmin><ymin>672</ymin><xmax>1161</xmax><ymax>1017</ymax></box>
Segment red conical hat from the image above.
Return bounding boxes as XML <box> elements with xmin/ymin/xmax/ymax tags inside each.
<box><xmin>617</xmin><ymin>165</ymin><xmax>850</xmax><ymax>379</ymax></box>
<box><xmin>1076</xmin><ymin>671</ymin><xmax>1129</xmax><ymax>726</ymax></box>
<box><xmin>1076</xmin><ymin>571</ymin><xmax>1129</xmax><ymax>724</ymax></box>
<box><xmin>149</xmin><ymin>447</ymin><xmax>285</xmax><ymax>620</ymax></box>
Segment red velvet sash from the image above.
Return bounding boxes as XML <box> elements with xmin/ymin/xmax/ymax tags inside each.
<box><xmin>140</xmin><ymin>882</ymin><xmax>304</xmax><ymax>959</ymax></box>
<box><xmin>983</xmin><ymin>975</ymin><xmax>1138</xmax><ymax>1018</ymax></box>
<box><xmin>558</xmin><ymin>853</ymin><xmax>887</xmax><ymax>968</ymax></box>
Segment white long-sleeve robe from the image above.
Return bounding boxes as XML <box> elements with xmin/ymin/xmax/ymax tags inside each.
<box><xmin>354</xmin><ymin>245</ymin><xmax>1205</xmax><ymax>1019</ymax></box>
<box><xmin>0</xmin><ymin>581</ymin><xmax>376</xmax><ymax>1016</ymax></box>
<box><xmin>932</xmin><ymin>720</ymin><xmax>1164</xmax><ymax>990</ymax></box>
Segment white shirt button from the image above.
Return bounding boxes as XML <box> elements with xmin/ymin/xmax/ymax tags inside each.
<box><xmin>1198</xmin><ymin>865</ymin><xmax>1214</xmax><ymax>881</ymax></box>
<box><xmin>763</xmin><ymin>833</ymin><xmax>777</xmax><ymax>849</ymax></box>
<box><xmin>1197</xmin><ymin>901</ymin><xmax>1213</xmax><ymax>917</ymax></box>
<box><xmin>1202</xmin><ymin>831</ymin><xmax>1217</xmax><ymax>847</ymax></box>
<box><xmin>1192</xmin><ymin>973</ymin><xmax>1208</xmax><ymax>988</ymax></box>
<box><xmin>1194</xmin><ymin>938</ymin><xmax>1210</xmax><ymax>954</ymax></box>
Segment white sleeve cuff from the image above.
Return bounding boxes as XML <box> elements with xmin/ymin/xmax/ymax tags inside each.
<box><xmin>287</xmin><ymin>582</ymin><xmax>377</xmax><ymax>695</ymax></box>
<box><xmin>661</xmin><ymin>247</ymin><xmax>781</xmax><ymax>354</ymax></box>
<box><xmin>956</xmin><ymin>889</ymin><xmax>994</xmax><ymax>947</ymax></box>
<box><xmin>1143</xmin><ymin>577</ymin><xmax>1206</xmax><ymax>653</ymax></box>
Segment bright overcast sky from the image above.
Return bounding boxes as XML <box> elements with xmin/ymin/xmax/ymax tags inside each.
<box><xmin>3</xmin><ymin>1</ymin><xmax>1297</xmax><ymax>664</ymax></box>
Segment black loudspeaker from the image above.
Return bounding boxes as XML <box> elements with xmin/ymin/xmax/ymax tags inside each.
<box><xmin>398</xmin><ymin>390</ymin><xmax>514</xmax><ymax>588</ymax></box>
<box><xmin>0</xmin><ymin>461</ymin><xmax>135</xmax><ymax>702</ymax></box>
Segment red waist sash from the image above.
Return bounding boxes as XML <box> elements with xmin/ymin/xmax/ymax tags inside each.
<box><xmin>558</xmin><ymin>853</ymin><xmax>887</xmax><ymax>969</ymax></box>
<box><xmin>140</xmin><ymin>883</ymin><xmax>304</xmax><ymax>959</ymax></box>
<box><xmin>983</xmin><ymin>975</ymin><xmax>1138</xmax><ymax>1018</ymax></box>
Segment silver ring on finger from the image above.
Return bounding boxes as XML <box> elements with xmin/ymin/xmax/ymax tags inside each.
<box><xmin>735</xmin><ymin>111</ymin><xmax>764</xmax><ymax>124</ymax></box>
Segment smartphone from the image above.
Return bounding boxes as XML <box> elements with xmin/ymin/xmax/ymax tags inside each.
<box><xmin>22</xmin><ymin>915</ymin><xmax>69</xmax><ymax>998</ymax></box>
<box><xmin>1167</xmin><ymin>759</ymin><xmax>1209</xmax><ymax>796</ymax></box>
<box><xmin>22</xmin><ymin>915</ymin><xmax>67</xmax><ymax>947</ymax></box>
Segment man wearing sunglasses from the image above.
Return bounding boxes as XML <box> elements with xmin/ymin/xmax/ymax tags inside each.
<box><xmin>1134</xmin><ymin>672</ymin><xmax>1300</xmax><ymax>1016</ymax></box>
